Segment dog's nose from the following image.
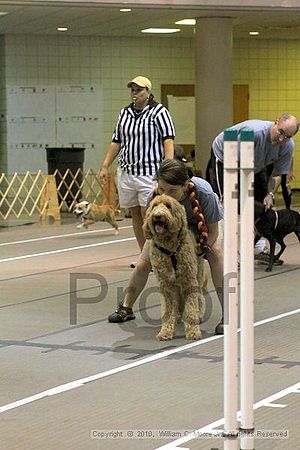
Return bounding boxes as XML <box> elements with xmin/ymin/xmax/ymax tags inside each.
<box><xmin>154</xmin><ymin>213</ymin><xmax>162</xmax><ymax>220</ymax></box>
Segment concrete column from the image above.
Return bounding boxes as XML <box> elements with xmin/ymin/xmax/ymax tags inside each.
<box><xmin>195</xmin><ymin>17</ymin><xmax>233</xmax><ymax>175</ymax></box>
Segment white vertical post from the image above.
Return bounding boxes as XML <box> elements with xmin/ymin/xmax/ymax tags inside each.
<box><xmin>223</xmin><ymin>129</ymin><xmax>239</xmax><ymax>450</ymax></box>
<box><xmin>239</xmin><ymin>130</ymin><xmax>255</xmax><ymax>450</ymax></box>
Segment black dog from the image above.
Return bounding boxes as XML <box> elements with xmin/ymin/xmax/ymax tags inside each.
<box><xmin>254</xmin><ymin>201</ymin><xmax>300</xmax><ymax>272</ymax></box>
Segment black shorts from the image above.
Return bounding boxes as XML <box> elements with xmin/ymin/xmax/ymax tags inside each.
<box><xmin>206</xmin><ymin>149</ymin><xmax>223</xmax><ymax>200</ymax></box>
<box><xmin>206</xmin><ymin>148</ymin><xmax>269</xmax><ymax>203</ymax></box>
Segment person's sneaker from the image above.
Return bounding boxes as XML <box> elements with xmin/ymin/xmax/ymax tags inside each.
<box><xmin>254</xmin><ymin>252</ymin><xmax>283</xmax><ymax>266</ymax></box>
<box><xmin>108</xmin><ymin>304</ymin><xmax>135</xmax><ymax>323</ymax></box>
<box><xmin>254</xmin><ymin>251</ymin><xmax>270</xmax><ymax>262</ymax></box>
<box><xmin>215</xmin><ymin>319</ymin><xmax>224</xmax><ymax>335</ymax></box>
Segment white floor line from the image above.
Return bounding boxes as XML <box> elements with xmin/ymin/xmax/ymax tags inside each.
<box><xmin>0</xmin><ymin>335</ymin><xmax>221</xmax><ymax>413</ymax></box>
<box><xmin>0</xmin><ymin>237</ymin><xmax>136</xmax><ymax>263</ymax></box>
<box><xmin>0</xmin><ymin>225</ymin><xmax>133</xmax><ymax>247</ymax></box>
<box><xmin>253</xmin><ymin>307</ymin><xmax>300</xmax><ymax>327</ymax></box>
<box><xmin>0</xmin><ymin>307</ymin><xmax>299</xmax><ymax>415</ymax></box>
<box><xmin>265</xmin><ymin>403</ymin><xmax>287</xmax><ymax>408</ymax></box>
<box><xmin>155</xmin><ymin>381</ymin><xmax>300</xmax><ymax>449</ymax></box>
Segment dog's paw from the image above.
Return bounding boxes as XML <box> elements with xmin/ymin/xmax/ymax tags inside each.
<box><xmin>185</xmin><ymin>325</ymin><xmax>202</xmax><ymax>340</ymax></box>
<box><xmin>156</xmin><ymin>330</ymin><xmax>173</xmax><ymax>341</ymax></box>
<box><xmin>114</xmin><ymin>229</ymin><xmax>119</xmax><ymax>235</ymax></box>
<box><xmin>265</xmin><ymin>267</ymin><xmax>272</xmax><ymax>272</ymax></box>
<box><xmin>76</xmin><ymin>223</ymin><xmax>84</xmax><ymax>229</ymax></box>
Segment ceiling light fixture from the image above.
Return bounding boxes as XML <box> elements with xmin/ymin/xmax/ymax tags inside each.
<box><xmin>57</xmin><ymin>27</ymin><xmax>68</xmax><ymax>32</ymax></box>
<box><xmin>120</xmin><ymin>8</ymin><xmax>132</xmax><ymax>12</ymax></box>
<box><xmin>141</xmin><ymin>28</ymin><xmax>180</xmax><ymax>34</ymax></box>
<box><xmin>0</xmin><ymin>12</ymin><xmax>8</xmax><ymax>16</ymax></box>
<box><xmin>175</xmin><ymin>19</ymin><xmax>196</xmax><ymax>25</ymax></box>
<box><xmin>249</xmin><ymin>31</ymin><xmax>259</xmax><ymax>35</ymax></box>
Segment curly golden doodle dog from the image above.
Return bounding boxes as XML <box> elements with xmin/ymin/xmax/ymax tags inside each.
<box><xmin>73</xmin><ymin>201</ymin><xmax>118</xmax><ymax>234</ymax></box>
<box><xmin>143</xmin><ymin>194</ymin><xmax>204</xmax><ymax>341</ymax></box>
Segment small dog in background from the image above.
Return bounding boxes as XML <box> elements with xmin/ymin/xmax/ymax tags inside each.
<box><xmin>73</xmin><ymin>200</ymin><xmax>119</xmax><ymax>234</ymax></box>
<box><xmin>254</xmin><ymin>201</ymin><xmax>300</xmax><ymax>272</ymax></box>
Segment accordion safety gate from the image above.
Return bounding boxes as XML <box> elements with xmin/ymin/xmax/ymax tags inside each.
<box><xmin>0</xmin><ymin>169</ymin><xmax>117</xmax><ymax>224</ymax></box>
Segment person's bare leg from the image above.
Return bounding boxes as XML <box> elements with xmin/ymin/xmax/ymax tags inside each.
<box><xmin>207</xmin><ymin>245</ymin><xmax>223</xmax><ymax>308</ymax></box>
<box><xmin>108</xmin><ymin>257</ymin><xmax>152</xmax><ymax>322</ymax></box>
<box><xmin>130</xmin><ymin>206</ymin><xmax>146</xmax><ymax>251</ymax></box>
<box><xmin>123</xmin><ymin>259</ymin><xmax>152</xmax><ymax>308</ymax></box>
<box><xmin>206</xmin><ymin>244</ymin><xmax>224</xmax><ymax>334</ymax></box>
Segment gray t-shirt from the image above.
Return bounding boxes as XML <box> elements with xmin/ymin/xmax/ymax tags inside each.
<box><xmin>212</xmin><ymin>120</ymin><xmax>294</xmax><ymax>174</ymax></box>
<box><xmin>147</xmin><ymin>177</ymin><xmax>223</xmax><ymax>237</ymax></box>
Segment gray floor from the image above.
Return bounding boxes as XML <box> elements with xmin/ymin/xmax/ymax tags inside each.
<box><xmin>0</xmin><ymin>208</ymin><xmax>300</xmax><ymax>450</ymax></box>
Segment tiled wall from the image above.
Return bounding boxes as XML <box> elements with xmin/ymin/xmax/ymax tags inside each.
<box><xmin>1</xmin><ymin>34</ymin><xmax>195</xmax><ymax>173</ymax></box>
<box><xmin>1</xmin><ymin>33</ymin><xmax>300</xmax><ymax>188</ymax></box>
<box><xmin>234</xmin><ymin>38</ymin><xmax>300</xmax><ymax>188</ymax></box>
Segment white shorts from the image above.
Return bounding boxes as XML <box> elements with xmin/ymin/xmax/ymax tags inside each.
<box><xmin>117</xmin><ymin>167</ymin><xmax>156</xmax><ymax>208</ymax></box>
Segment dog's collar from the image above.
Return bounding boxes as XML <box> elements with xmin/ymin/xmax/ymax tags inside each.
<box><xmin>82</xmin><ymin>203</ymin><xmax>91</xmax><ymax>218</ymax></box>
<box><xmin>154</xmin><ymin>243</ymin><xmax>178</xmax><ymax>271</ymax></box>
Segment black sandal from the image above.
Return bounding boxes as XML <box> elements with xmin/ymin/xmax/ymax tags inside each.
<box><xmin>108</xmin><ymin>304</ymin><xmax>135</xmax><ymax>323</ymax></box>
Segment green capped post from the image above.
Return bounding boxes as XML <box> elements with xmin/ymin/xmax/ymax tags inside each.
<box><xmin>224</xmin><ymin>128</ymin><xmax>238</xmax><ymax>141</ymax></box>
<box><xmin>240</xmin><ymin>129</ymin><xmax>254</xmax><ymax>142</ymax></box>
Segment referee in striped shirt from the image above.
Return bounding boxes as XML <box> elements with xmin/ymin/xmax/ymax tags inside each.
<box><xmin>99</xmin><ymin>76</ymin><xmax>175</xmax><ymax>253</ymax></box>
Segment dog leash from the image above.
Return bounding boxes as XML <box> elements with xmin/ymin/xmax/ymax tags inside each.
<box><xmin>154</xmin><ymin>243</ymin><xmax>178</xmax><ymax>271</ymax></box>
<box><xmin>274</xmin><ymin>209</ymin><xmax>279</xmax><ymax>230</ymax></box>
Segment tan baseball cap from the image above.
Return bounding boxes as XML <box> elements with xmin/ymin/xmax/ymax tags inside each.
<box><xmin>127</xmin><ymin>76</ymin><xmax>152</xmax><ymax>90</ymax></box>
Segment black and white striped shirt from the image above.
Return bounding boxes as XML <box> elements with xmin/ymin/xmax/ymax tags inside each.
<box><xmin>112</xmin><ymin>100</ymin><xmax>175</xmax><ymax>176</ymax></box>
